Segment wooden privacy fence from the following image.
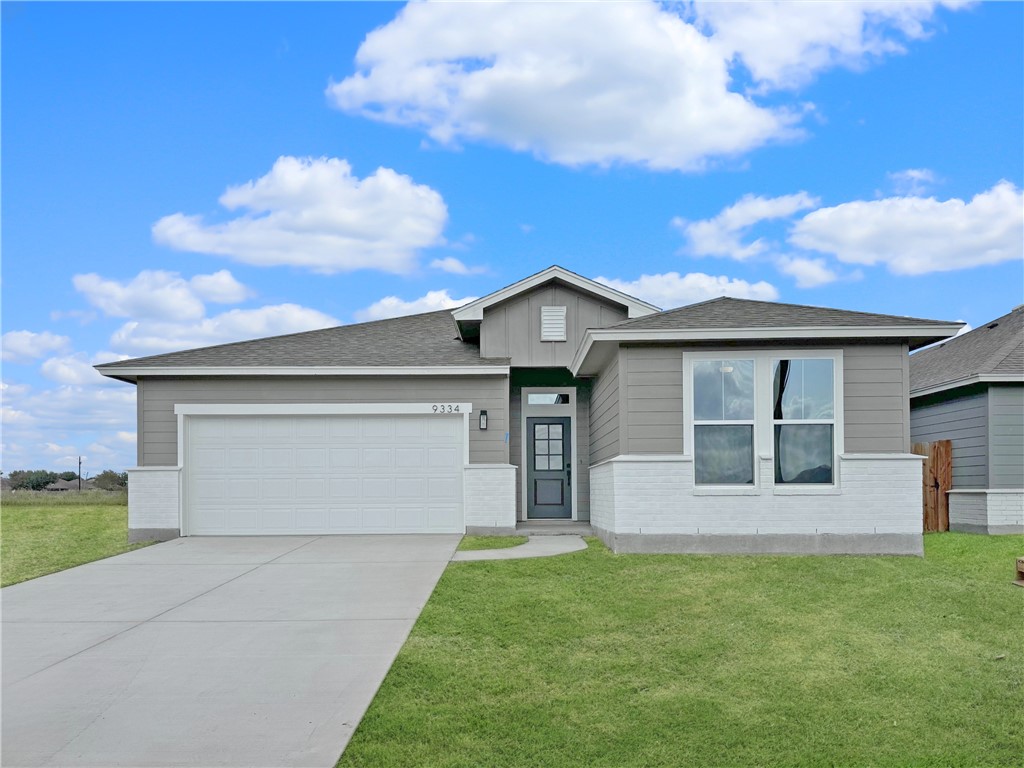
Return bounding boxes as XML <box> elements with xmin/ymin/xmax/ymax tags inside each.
<box><xmin>912</xmin><ymin>440</ymin><xmax>952</xmax><ymax>532</ymax></box>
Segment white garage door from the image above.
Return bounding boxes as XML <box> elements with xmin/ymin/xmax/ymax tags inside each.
<box><xmin>185</xmin><ymin>414</ymin><xmax>464</xmax><ymax>535</ymax></box>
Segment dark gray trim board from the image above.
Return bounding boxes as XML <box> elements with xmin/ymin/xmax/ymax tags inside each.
<box><xmin>129</xmin><ymin>527</ymin><xmax>179</xmax><ymax>543</ymax></box>
<box><xmin>950</xmin><ymin>523</ymin><xmax>1024</xmax><ymax>535</ymax></box>
<box><xmin>594</xmin><ymin>528</ymin><xmax>924</xmax><ymax>556</ymax></box>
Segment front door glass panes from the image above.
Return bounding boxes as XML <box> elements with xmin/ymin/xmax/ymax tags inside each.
<box><xmin>692</xmin><ymin>359</ymin><xmax>755</xmax><ymax>485</ymax></box>
<box><xmin>534</xmin><ymin>423</ymin><xmax>564</xmax><ymax>470</ymax></box>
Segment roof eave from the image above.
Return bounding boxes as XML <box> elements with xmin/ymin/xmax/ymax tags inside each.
<box><xmin>95</xmin><ymin>364</ymin><xmax>512</xmax><ymax>380</ymax></box>
<box><xmin>910</xmin><ymin>373</ymin><xmax>1023</xmax><ymax>399</ymax></box>
<box><xmin>570</xmin><ymin>323</ymin><xmax>963</xmax><ymax>377</ymax></box>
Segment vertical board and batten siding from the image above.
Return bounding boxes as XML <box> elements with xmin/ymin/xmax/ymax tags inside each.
<box><xmin>138</xmin><ymin>376</ymin><xmax>509</xmax><ymax>467</ymax></box>
<box><xmin>988</xmin><ymin>385</ymin><xmax>1024</xmax><ymax>488</ymax></box>
<box><xmin>480</xmin><ymin>283</ymin><xmax>628</xmax><ymax>368</ymax></box>
<box><xmin>909</xmin><ymin>389</ymin><xmax>988</xmax><ymax>489</ymax></box>
<box><xmin>597</xmin><ymin>341</ymin><xmax>911</xmax><ymax>457</ymax></box>
<box><xmin>590</xmin><ymin>352</ymin><xmax>620</xmax><ymax>463</ymax></box>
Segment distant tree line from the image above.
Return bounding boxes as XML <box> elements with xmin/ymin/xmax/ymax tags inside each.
<box><xmin>4</xmin><ymin>470</ymin><xmax>128</xmax><ymax>491</ymax></box>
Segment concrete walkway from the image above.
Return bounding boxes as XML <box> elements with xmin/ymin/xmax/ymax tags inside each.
<box><xmin>2</xmin><ymin>534</ymin><xmax>460</xmax><ymax>768</ymax></box>
<box><xmin>452</xmin><ymin>535</ymin><xmax>587</xmax><ymax>561</ymax></box>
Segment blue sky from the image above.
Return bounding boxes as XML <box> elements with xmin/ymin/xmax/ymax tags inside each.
<box><xmin>2</xmin><ymin>1</ymin><xmax>1022</xmax><ymax>475</ymax></box>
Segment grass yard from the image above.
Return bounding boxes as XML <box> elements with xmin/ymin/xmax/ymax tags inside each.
<box><xmin>339</xmin><ymin>533</ymin><xmax>1024</xmax><ymax>767</ymax></box>
<box><xmin>1</xmin><ymin>491</ymin><xmax>153</xmax><ymax>586</ymax></box>
<box><xmin>457</xmin><ymin>535</ymin><xmax>529</xmax><ymax>551</ymax></box>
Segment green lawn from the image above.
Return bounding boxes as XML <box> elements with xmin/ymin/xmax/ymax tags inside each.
<box><xmin>1</xmin><ymin>491</ymin><xmax>154</xmax><ymax>586</ymax></box>
<box><xmin>339</xmin><ymin>533</ymin><xmax>1024</xmax><ymax>767</ymax></box>
<box><xmin>457</xmin><ymin>535</ymin><xmax>529</xmax><ymax>551</ymax></box>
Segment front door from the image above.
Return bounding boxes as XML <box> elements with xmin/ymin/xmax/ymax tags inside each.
<box><xmin>526</xmin><ymin>416</ymin><xmax>572</xmax><ymax>519</ymax></box>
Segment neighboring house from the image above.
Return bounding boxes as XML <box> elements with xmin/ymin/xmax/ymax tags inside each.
<box><xmin>97</xmin><ymin>266</ymin><xmax>961</xmax><ymax>554</ymax></box>
<box><xmin>43</xmin><ymin>478</ymin><xmax>97</xmax><ymax>492</ymax></box>
<box><xmin>910</xmin><ymin>306</ymin><xmax>1024</xmax><ymax>534</ymax></box>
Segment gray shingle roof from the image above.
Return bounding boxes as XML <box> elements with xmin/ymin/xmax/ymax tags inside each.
<box><xmin>910</xmin><ymin>305</ymin><xmax>1024</xmax><ymax>393</ymax></box>
<box><xmin>610</xmin><ymin>296</ymin><xmax>954</xmax><ymax>331</ymax></box>
<box><xmin>96</xmin><ymin>310</ymin><xmax>508</xmax><ymax>370</ymax></box>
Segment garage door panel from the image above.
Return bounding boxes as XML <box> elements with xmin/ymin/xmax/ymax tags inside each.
<box><xmin>187</xmin><ymin>414</ymin><xmax>465</xmax><ymax>535</ymax></box>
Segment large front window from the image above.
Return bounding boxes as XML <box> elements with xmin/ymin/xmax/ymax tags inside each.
<box><xmin>772</xmin><ymin>359</ymin><xmax>835</xmax><ymax>484</ymax></box>
<box><xmin>692</xmin><ymin>359</ymin><xmax>755</xmax><ymax>485</ymax></box>
<box><xmin>689</xmin><ymin>353</ymin><xmax>839</xmax><ymax>487</ymax></box>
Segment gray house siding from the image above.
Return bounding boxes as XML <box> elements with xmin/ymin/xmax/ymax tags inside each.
<box><xmin>605</xmin><ymin>341</ymin><xmax>908</xmax><ymax>456</ymax></box>
<box><xmin>988</xmin><ymin>385</ymin><xmax>1024</xmax><ymax>488</ymax></box>
<box><xmin>481</xmin><ymin>283</ymin><xmax>627</xmax><ymax>368</ymax></box>
<box><xmin>590</xmin><ymin>353</ymin><xmax>620</xmax><ymax>464</ymax></box>
<box><xmin>137</xmin><ymin>375</ymin><xmax>509</xmax><ymax>467</ymax></box>
<box><xmin>623</xmin><ymin>346</ymin><xmax>684</xmax><ymax>454</ymax></box>
<box><xmin>909</xmin><ymin>389</ymin><xmax>988</xmax><ymax>489</ymax></box>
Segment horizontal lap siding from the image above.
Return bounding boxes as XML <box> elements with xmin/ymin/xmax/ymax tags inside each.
<box><xmin>988</xmin><ymin>386</ymin><xmax>1024</xmax><ymax>488</ymax></box>
<box><xmin>624</xmin><ymin>347</ymin><xmax>684</xmax><ymax>454</ymax></box>
<box><xmin>590</xmin><ymin>354</ymin><xmax>620</xmax><ymax>463</ymax></box>
<box><xmin>139</xmin><ymin>376</ymin><xmax>508</xmax><ymax>467</ymax></box>
<box><xmin>910</xmin><ymin>389</ymin><xmax>988</xmax><ymax>488</ymax></box>
<box><xmin>843</xmin><ymin>344</ymin><xmax>910</xmax><ymax>453</ymax></box>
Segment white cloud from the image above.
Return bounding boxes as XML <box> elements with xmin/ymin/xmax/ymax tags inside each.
<box><xmin>697</xmin><ymin>1</ymin><xmax>969</xmax><ymax>90</ymax></box>
<box><xmin>189</xmin><ymin>270</ymin><xmax>251</xmax><ymax>303</ymax></box>
<box><xmin>677</xmin><ymin>192</ymin><xmax>819</xmax><ymax>259</ymax></box>
<box><xmin>153</xmin><ymin>156</ymin><xmax>448</xmax><ymax>274</ymax></box>
<box><xmin>430</xmin><ymin>257</ymin><xmax>486</xmax><ymax>275</ymax></box>
<box><xmin>40</xmin><ymin>354</ymin><xmax>117</xmax><ymax>387</ymax></box>
<box><xmin>354</xmin><ymin>290</ymin><xmax>477</xmax><ymax>322</ymax></box>
<box><xmin>1</xmin><ymin>330</ymin><xmax>71</xmax><ymax>363</ymax></box>
<box><xmin>73</xmin><ymin>269</ymin><xmax>249</xmax><ymax>321</ymax></box>
<box><xmin>789</xmin><ymin>181</ymin><xmax>1024</xmax><ymax>275</ymax></box>
<box><xmin>116</xmin><ymin>431</ymin><xmax>137</xmax><ymax>444</ymax></box>
<box><xmin>328</xmin><ymin>1</ymin><xmax>799</xmax><ymax>172</ymax></box>
<box><xmin>775</xmin><ymin>256</ymin><xmax>839</xmax><ymax>288</ymax></box>
<box><xmin>109</xmin><ymin>304</ymin><xmax>339</xmax><ymax>356</ymax></box>
<box><xmin>595</xmin><ymin>272</ymin><xmax>778</xmax><ymax>309</ymax></box>
<box><xmin>888</xmin><ymin>168</ymin><xmax>939</xmax><ymax>196</ymax></box>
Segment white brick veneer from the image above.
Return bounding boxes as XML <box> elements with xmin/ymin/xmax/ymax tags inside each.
<box><xmin>464</xmin><ymin>464</ymin><xmax>517</xmax><ymax>532</ymax></box>
<box><xmin>590</xmin><ymin>454</ymin><xmax>924</xmax><ymax>552</ymax></box>
<box><xmin>948</xmin><ymin>490</ymin><xmax>1024</xmax><ymax>534</ymax></box>
<box><xmin>127</xmin><ymin>467</ymin><xmax>180</xmax><ymax>536</ymax></box>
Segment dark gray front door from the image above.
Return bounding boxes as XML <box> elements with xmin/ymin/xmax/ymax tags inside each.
<box><xmin>527</xmin><ymin>416</ymin><xmax>572</xmax><ymax>519</ymax></box>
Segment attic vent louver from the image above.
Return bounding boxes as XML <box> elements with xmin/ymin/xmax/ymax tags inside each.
<box><xmin>540</xmin><ymin>305</ymin><xmax>567</xmax><ymax>342</ymax></box>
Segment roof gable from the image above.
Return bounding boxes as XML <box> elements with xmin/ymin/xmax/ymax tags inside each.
<box><xmin>910</xmin><ymin>305</ymin><xmax>1024</xmax><ymax>396</ymax></box>
<box><xmin>450</xmin><ymin>266</ymin><xmax>659</xmax><ymax>328</ymax></box>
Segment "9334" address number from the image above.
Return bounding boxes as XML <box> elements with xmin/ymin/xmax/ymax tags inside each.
<box><xmin>431</xmin><ymin>404</ymin><xmax>460</xmax><ymax>413</ymax></box>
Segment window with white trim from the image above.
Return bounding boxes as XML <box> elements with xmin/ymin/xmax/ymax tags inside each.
<box><xmin>692</xmin><ymin>359</ymin><xmax>755</xmax><ymax>485</ymax></box>
<box><xmin>687</xmin><ymin>351</ymin><xmax>841</xmax><ymax>488</ymax></box>
<box><xmin>772</xmin><ymin>358</ymin><xmax>835</xmax><ymax>484</ymax></box>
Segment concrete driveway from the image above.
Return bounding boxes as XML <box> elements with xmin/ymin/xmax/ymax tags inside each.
<box><xmin>2</xmin><ymin>534</ymin><xmax>460</xmax><ymax>768</ymax></box>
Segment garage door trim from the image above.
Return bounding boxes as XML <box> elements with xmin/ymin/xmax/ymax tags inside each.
<box><xmin>174</xmin><ymin>403</ymin><xmax>473</xmax><ymax>535</ymax></box>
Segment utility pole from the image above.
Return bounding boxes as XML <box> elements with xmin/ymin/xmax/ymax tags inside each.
<box><xmin>78</xmin><ymin>456</ymin><xmax>82</xmax><ymax>492</ymax></box>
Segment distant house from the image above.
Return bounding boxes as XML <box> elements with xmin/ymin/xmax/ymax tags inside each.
<box><xmin>910</xmin><ymin>306</ymin><xmax>1024</xmax><ymax>534</ymax></box>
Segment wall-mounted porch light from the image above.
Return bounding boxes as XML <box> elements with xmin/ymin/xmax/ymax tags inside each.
<box><xmin>479</xmin><ymin>410</ymin><xmax>488</xmax><ymax>430</ymax></box>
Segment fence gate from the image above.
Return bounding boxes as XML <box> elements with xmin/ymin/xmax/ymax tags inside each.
<box><xmin>911</xmin><ymin>440</ymin><xmax>952</xmax><ymax>532</ymax></box>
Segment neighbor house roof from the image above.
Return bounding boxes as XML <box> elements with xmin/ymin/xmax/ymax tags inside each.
<box><xmin>570</xmin><ymin>297</ymin><xmax>963</xmax><ymax>376</ymax></box>
<box><xmin>910</xmin><ymin>305</ymin><xmax>1024</xmax><ymax>397</ymax></box>
<box><xmin>96</xmin><ymin>310</ymin><xmax>510</xmax><ymax>381</ymax></box>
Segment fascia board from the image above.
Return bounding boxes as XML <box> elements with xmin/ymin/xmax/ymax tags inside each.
<box><xmin>95</xmin><ymin>365</ymin><xmax>511</xmax><ymax>381</ymax></box>
<box><xmin>910</xmin><ymin>374</ymin><xmax>1023</xmax><ymax>398</ymax></box>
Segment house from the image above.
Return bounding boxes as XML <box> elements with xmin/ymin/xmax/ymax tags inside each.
<box><xmin>96</xmin><ymin>266</ymin><xmax>962</xmax><ymax>554</ymax></box>
<box><xmin>910</xmin><ymin>306</ymin><xmax>1024</xmax><ymax>534</ymax></box>
<box><xmin>43</xmin><ymin>478</ymin><xmax>97</xmax><ymax>492</ymax></box>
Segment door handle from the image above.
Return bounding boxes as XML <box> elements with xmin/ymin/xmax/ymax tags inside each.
<box><xmin>566</xmin><ymin>466</ymin><xmax>571</xmax><ymax>488</ymax></box>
